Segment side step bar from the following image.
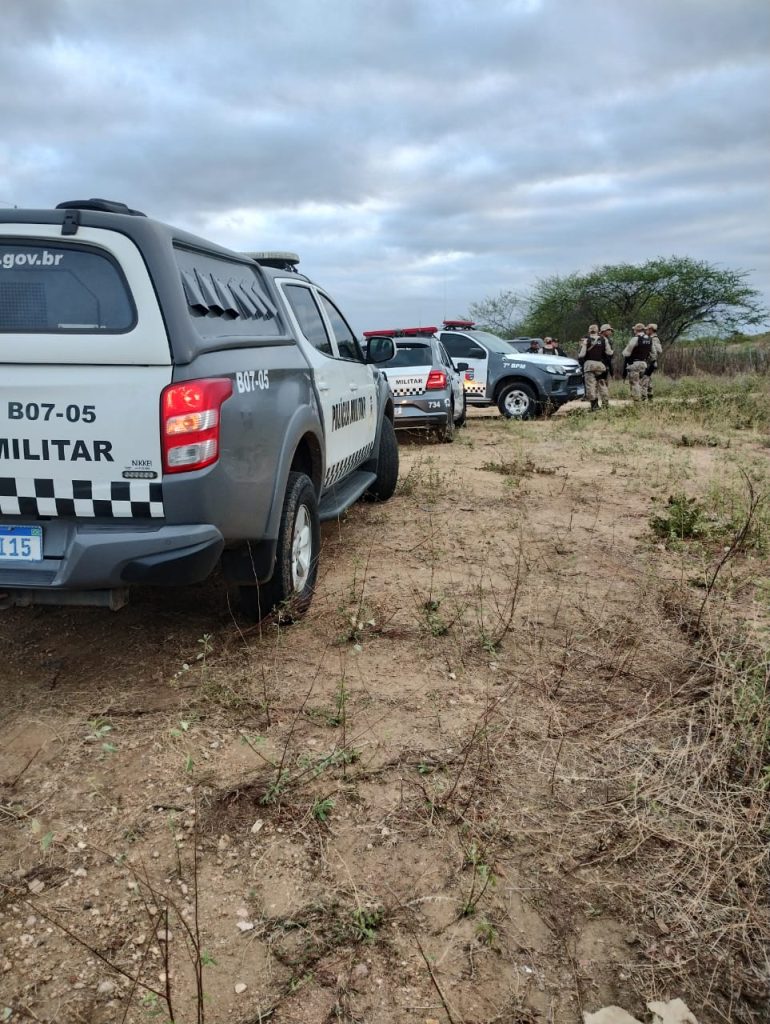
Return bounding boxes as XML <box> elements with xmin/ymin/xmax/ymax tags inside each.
<box><xmin>318</xmin><ymin>470</ymin><xmax>376</xmax><ymax>522</ymax></box>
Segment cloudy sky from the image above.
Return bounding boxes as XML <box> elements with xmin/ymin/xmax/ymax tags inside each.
<box><xmin>1</xmin><ymin>0</ymin><xmax>768</xmax><ymax>334</ymax></box>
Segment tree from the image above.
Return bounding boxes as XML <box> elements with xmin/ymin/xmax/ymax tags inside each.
<box><xmin>516</xmin><ymin>257</ymin><xmax>767</xmax><ymax>347</ymax></box>
<box><xmin>467</xmin><ymin>289</ymin><xmax>523</xmax><ymax>337</ymax></box>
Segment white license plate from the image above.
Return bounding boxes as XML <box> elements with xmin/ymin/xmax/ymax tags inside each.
<box><xmin>0</xmin><ymin>525</ymin><xmax>43</xmax><ymax>562</ymax></box>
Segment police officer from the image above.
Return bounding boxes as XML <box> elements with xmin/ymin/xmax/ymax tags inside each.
<box><xmin>543</xmin><ymin>336</ymin><xmax>566</xmax><ymax>357</ymax></box>
<box><xmin>578</xmin><ymin>324</ymin><xmax>613</xmax><ymax>410</ymax></box>
<box><xmin>623</xmin><ymin>323</ymin><xmax>662</xmax><ymax>401</ymax></box>
<box><xmin>645</xmin><ymin>323</ymin><xmax>661</xmax><ymax>400</ymax></box>
<box><xmin>527</xmin><ymin>339</ymin><xmax>541</xmax><ymax>353</ymax></box>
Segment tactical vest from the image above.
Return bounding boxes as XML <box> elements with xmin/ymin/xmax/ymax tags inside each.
<box><xmin>631</xmin><ymin>335</ymin><xmax>652</xmax><ymax>361</ymax></box>
<box><xmin>585</xmin><ymin>337</ymin><xmax>605</xmax><ymax>361</ymax></box>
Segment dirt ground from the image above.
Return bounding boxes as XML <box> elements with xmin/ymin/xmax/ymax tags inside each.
<box><xmin>1</xmin><ymin>400</ymin><xmax>768</xmax><ymax>1024</ymax></box>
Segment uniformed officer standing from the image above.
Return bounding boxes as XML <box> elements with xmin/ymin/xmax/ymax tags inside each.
<box><xmin>543</xmin><ymin>336</ymin><xmax>566</xmax><ymax>357</ymax></box>
<box><xmin>623</xmin><ymin>323</ymin><xmax>662</xmax><ymax>401</ymax></box>
<box><xmin>645</xmin><ymin>323</ymin><xmax>661</xmax><ymax>400</ymax></box>
<box><xmin>578</xmin><ymin>324</ymin><xmax>613</xmax><ymax>410</ymax></box>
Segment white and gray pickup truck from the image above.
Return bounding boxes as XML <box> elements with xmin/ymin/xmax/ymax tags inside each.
<box><xmin>439</xmin><ymin>320</ymin><xmax>584</xmax><ymax>417</ymax></box>
<box><xmin>0</xmin><ymin>199</ymin><xmax>398</xmax><ymax>618</ymax></box>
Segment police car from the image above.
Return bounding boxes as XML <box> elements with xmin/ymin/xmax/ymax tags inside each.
<box><xmin>362</xmin><ymin>327</ymin><xmax>466</xmax><ymax>442</ymax></box>
<box><xmin>0</xmin><ymin>198</ymin><xmax>399</xmax><ymax>618</ymax></box>
<box><xmin>438</xmin><ymin>320</ymin><xmax>583</xmax><ymax>418</ymax></box>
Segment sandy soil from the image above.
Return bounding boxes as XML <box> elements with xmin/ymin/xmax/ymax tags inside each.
<box><xmin>0</xmin><ymin>402</ymin><xmax>767</xmax><ymax>1024</ymax></box>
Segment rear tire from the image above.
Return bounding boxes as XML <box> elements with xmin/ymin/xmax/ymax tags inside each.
<box><xmin>454</xmin><ymin>393</ymin><xmax>467</xmax><ymax>427</ymax></box>
<box><xmin>239</xmin><ymin>471</ymin><xmax>320</xmax><ymax>622</ymax></box>
<box><xmin>364</xmin><ymin>417</ymin><xmax>399</xmax><ymax>501</ymax></box>
<box><xmin>497</xmin><ymin>382</ymin><xmax>538</xmax><ymax>420</ymax></box>
<box><xmin>435</xmin><ymin>402</ymin><xmax>455</xmax><ymax>443</ymax></box>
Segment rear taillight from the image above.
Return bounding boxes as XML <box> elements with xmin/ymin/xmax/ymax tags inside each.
<box><xmin>426</xmin><ymin>370</ymin><xmax>447</xmax><ymax>390</ymax></box>
<box><xmin>161</xmin><ymin>378</ymin><xmax>233</xmax><ymax>473</ymax></box>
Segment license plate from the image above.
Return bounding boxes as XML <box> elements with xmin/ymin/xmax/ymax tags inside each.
<box><xmin>0</xmin><ymin>525</ymin><xmax>43</xmax><ymax>562</ymax></box>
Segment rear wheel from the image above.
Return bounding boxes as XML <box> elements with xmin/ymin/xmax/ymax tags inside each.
<box><xmin>435</xmin><ymin>402</ymin><xmax>455</xmax><ymax>443</ymax></box>
<box><xmin>364</xmin><ymin>417</ymin><xmax>399</xmax><ymax>501</ymax></box>
<box><xmin>454</xmin><ymin>392</ymin><xmax>467</xmax><ymax>427</ymax></box>
<box><xmin>239</xmin><ymin>471</ymin><xmax>320</xmax><ymax>622</ymax></box>
<box><xmin>497</xmin><ymin>382</ymin><xmax>538</xmax><ymax>420</ymax></box>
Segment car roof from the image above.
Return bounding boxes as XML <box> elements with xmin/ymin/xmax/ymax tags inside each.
<box><xmin>0</xmin><ymin>203</ymin><xmax>317</xmax><ymax>284</ymax></box>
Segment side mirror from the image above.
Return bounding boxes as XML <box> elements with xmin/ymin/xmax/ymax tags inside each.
<box><xmin>455</xmin><ymin>362</ymin><xmax>469</xmax><ymax>371</ymax></box>
<box><xmin>365</xmin><ymin>336</ymin><xmax>395</xmax><ymax>364</ymax></box>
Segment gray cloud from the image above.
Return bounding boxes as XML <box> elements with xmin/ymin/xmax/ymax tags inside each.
<box><xmin>1</xmin><ymin>0</ymin><xmax>768</xmax><ymax>333</ymax></box>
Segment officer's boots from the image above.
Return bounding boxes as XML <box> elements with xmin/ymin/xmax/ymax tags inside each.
<box><xmin>590</xmin><ymin>399</ymin><xmax>599</xmax><ymax>412</ymax></box>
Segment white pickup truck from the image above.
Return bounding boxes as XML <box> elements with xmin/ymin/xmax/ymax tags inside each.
<box><xmin>0</xmin><ymin>199</ymin><xmax>398</xmax><ymax>618</ymax></box>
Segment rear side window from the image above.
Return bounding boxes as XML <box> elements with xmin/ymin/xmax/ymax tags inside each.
<box><xmin>174</xmin><ymin>247</ymin><xmax>279</xmax><ymax>339</ymax></box>
<box><xmin>441</xmin><ymin>333</ymin><xmax>486</xmax><ymax>359</ymax></box>
<box><xmin>0</xmin><ymin>241</ymin><xmax>134</xmax><ymax>333</ymax></box>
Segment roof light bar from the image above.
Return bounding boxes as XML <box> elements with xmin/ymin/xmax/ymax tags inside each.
<box><xmin>442</xmin><ymin>319</ymin><xmax>475</xmax><ymax>330</ymax></box>
<box><xmin>363</xmin><ymin>326</ymin><xmax>437</xmax><ymax>338</ymax></box>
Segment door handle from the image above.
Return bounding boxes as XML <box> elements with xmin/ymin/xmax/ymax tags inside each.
<box><xmin>349</xmin><ymin>383</ymin><xmax>359</xmax><ymax>392</ymax></box>
<box><xmin>317</xmin><ymin>380</ymin><xmax>330</xmax><ymax>392</ymax></box>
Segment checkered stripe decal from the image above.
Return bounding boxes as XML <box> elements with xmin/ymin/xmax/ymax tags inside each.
<box><xmin>0</xmin><ymin>478</ymin><xmax>164</xmax><ymax>519</ymax></box>
<box><xmin>463</xmin><ymin>380</ymin><xmax>486</xmax><ymax>395</ymax></box>
<box><xmin>384</xmin><ymin>370</ymin><xmax>430</xmax><ymax>398</ymax></box>
<box><xmin>390</xmin><ymin>384</ymin><xmax>427</xmax><ymax>397</ymax></box>
<box><xmin>324</xmin><ymin>442</ymin><xmax>374</xmax><ymax>488</ymax></box>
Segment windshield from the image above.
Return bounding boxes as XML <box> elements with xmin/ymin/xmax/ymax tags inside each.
<box><xmin>385</xmin><ymin>344</ymin><xmax>432</xmax><ymax>367</ymax></box>
<box><xmin>468</xmin><ymin>330</ymin><xmax>521</xmax><ymax>354</ymax></box>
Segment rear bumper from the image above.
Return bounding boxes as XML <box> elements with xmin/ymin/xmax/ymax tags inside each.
<box><xmin>0</xmin><ymin>521</ymin><xmax>224</xmax><ymax>591</ymax></box>
<box><xmin>392</xmin><ymin>396</ymin><xmax>450</xmax><ymax>429</ymax></box>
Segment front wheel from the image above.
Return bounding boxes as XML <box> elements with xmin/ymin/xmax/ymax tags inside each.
<box><xmin>239</xmin><ymin>471</ymin><xmax>320</xmax><ymax>622</ymax></box>
<box><xmin>497</xmin><ymin>382</ymin><xmax>538</xmax><ymax>420</ymax></box>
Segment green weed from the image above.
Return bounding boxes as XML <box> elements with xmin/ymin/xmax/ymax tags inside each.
<box><xmin>311</xmin><ymin>796</ymin><xmax>335</xmax><ymax>822</ymax></box>
<box><xmin>650</xmin><ymin>494</ymin><xmax>707</xmax><ymax>541</ymax></box>
<box><xmin>474</xmin><ymin>917</ymin><xmax>500</xmax><ymax>949</ymax></box>
<box><xmin>350</xmin><ymin>906</ymin><xmax>384</xmax><ymax>942</ymax></box>
<box><xmin>422</xmin><ymin>597</ymin><xmax>450</xmax><ymax>637</ymax></box>
<box><xmin>461</xmin><ymin>841</ymin><xmax>496</xmax><ymax>917</ymax></box>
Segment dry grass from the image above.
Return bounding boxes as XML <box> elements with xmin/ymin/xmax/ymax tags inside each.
<box><xmin>614</xmin><ymin>622</ymin><xmax>769</xmax><ymax>1017</ymax></box>
<box><xmin>2</xmin><ymin>376</ymin><xmax>769</xmax><ymax>1023</ymax></box>
<box><xmin>544</xmin><ymin>603</ymin><xmax>770</xmax><ymax>1022</ymax></box>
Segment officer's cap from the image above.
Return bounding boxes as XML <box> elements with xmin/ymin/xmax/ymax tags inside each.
<box><xmin>646</xmin><ymin>322</ymin><xmax>658</xmax><ymax>331</ymax></box>
<box><xmin>588</xmin><ymin>324</ymin><xmax>599</xmax><ymax>332</ymax></box>
<box><xmin>600</xmin><ymin>323</ymin><xmax>613</xmax><ymax>332</ymax></box>
<box><xmin>633</xmin><ymin>322</ymin><xmax>645</xmax><ymax>331</ymax></box>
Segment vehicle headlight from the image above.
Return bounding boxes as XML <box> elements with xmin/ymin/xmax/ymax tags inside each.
<box><xmin>544</xmin><ymin>364</ymin><xmax>567</xmax><ymax>375</ymax></box>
